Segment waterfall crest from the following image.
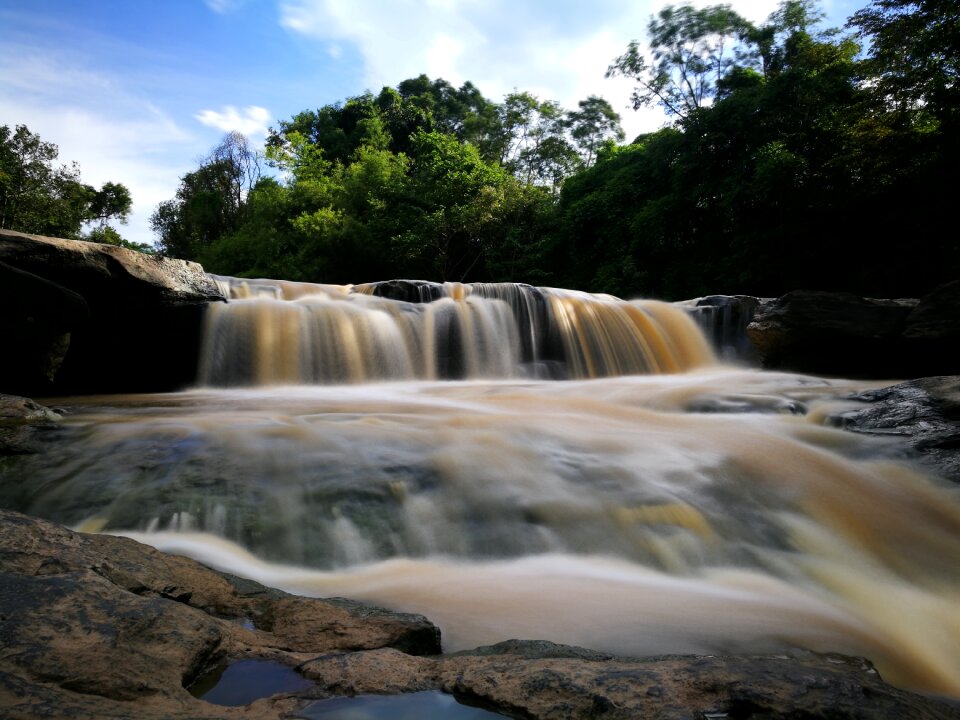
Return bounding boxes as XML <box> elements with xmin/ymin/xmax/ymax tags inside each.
<box><xmin>200</xmin><ymin>276</ymin><xmax>715</xmax><ymax>386</ymax></box>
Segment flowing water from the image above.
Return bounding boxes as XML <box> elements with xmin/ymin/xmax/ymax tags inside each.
<box><xmin>3</xmin><ymin>279</ymin><xmax>959</xmax><ymax>700</ymax></box>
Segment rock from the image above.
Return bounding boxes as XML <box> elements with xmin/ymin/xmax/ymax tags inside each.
<box><xmin>745</xmin><ymin>282</ymin><xmax>960</xmax><ymax>378</ymax></box>
<box><xmin>2</xmin><ymin>509</ymin><xmax>958</xmax><ymax>720</ymax></box>
<box><xmin>679</xmin><ymin>295</ymin><xmax>763</xmax><ymax>362</ymax></box>
<box><xmin>746</xmin><ymin>290</ymin><xmax>918</xmax><ymax>377</ymax></box>
<box><xmin>901</xmin><ymin>280</ymin><xmax>960</xmax><ymax>375</ymax></box>
<box><xmin>0</xmin><ymin>229</ymin><xmax>225</xmax><ymax>395</ymax></box>
<box><xmin>356</xmin><ymin>279</ymin><xmax>446</xmax><ymax>303</ymax></box>
<box><xmin>0</xmin><ymin>260</ymin><xmax>90</xmax><ymax>393</ymax></box>
<box><xmin>827</xmin><ymin>375</ymin><xmax>960</xmax><ymax>482</ymax></box>
<box><xmin>0</xmin><ymin>393</ymin><xmax>61</xmax><ymax>456</ymax></box>
<box><xmin>0</xmin><ymin>509</ymin><xmax>440</xmax><ymax>719</ymax></box>
<box><xmin>298</xmin><ymin>643</ymin><xmax>960</xmax><ymax>720</ymax></box>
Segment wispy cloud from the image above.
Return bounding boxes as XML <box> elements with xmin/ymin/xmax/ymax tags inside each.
<box><xmin>204</xmin><ymin>0</ymin><xmax>247</xmax><ymax>13</ymax></box>
<box><xmin>195</xmin><ymin>105</ymin><xmax>272</xmax><ymax>137</ymax></box>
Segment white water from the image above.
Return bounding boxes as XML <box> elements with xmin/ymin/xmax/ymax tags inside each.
<box><xmin>16</xmin><ymin>368</ymin><xmax>953</xmax><ymax>699</ymax></box>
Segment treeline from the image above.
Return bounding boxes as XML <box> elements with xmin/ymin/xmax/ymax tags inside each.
<box><xmin>151</xmin><ymin>81</ymin><xmax>623</xmax><ymax>285</ymax></box>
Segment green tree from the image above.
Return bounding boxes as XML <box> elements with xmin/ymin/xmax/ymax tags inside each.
<box><xmin>849</xmin><ymin>0</ymin><xmax>959</xmax><ymax>126</ymax></box>
<box><xmin>0</xmin><ymin>124</ymin><xmax>131</xmax><ymax>239</ymax></box>
<box><xmin>606</xmin><ymin>3</ymin><xmax>754</xmax><ymax>119</ymax></box>
<box><xmin>565</xmin><ymin>96</ymin><xmax>626</xmax><ymax>166</ymax></box>
<box><xmin>151</xmin><ymin>132</ymin><xmax>260</xmax><ymax>259</ymax></box>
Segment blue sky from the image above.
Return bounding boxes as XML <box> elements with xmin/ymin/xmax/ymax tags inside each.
<box><xmin>1</xmin><ymin>0</ymin><xmax>862</xmax><ymax>247</ymax></box>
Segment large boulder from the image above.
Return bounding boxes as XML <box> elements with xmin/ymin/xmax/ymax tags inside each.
<box><xmin>0</xmin><ymin>229</ymin><xmax>225</xmax><ymax>395</ymax></box>
<box><xmin>746</xmin><ymin>290</ymin><xmax>919</xmax><ymax>377</ymax></box>
<box><xmin>2</xmin><ymin>509</ymin><xmax>958</xmax><ymax>720</ymax></box>
<box><xmin>746</xmin><ymin>283</ymin><xmax>960</xmax><ymax>378</ymax></box>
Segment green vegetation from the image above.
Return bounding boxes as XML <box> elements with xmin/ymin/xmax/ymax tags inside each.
<box><xmin>4</xmin><ymin>0</ymin><xmax>956</xmax><ymax>298</ymax></box>
<box><xmin>0</xmin><ymin>124</ymin><xmax>143</xmax><ymax>250</ymax></box>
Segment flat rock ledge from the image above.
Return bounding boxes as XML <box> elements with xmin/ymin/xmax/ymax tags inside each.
<box><xmin>2</xmin><ymin>511</ymin><xmax>958</xmax><ymax>720</ymax></box>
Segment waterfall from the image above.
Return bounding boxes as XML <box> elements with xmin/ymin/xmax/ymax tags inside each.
<box><xmin>200</xmin><ymin>277</ymin><xmax>716</xmax><ymax>385</ymax></box>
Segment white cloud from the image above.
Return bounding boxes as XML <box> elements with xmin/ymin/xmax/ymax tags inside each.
<box><xmin>204</xmin><ymin>0</ymin><xmax>247</xmax><ymax>13</ymax></box>
<box><xmin>277</xmin><ymin>0</ymin><xmax>783</xmax><ymax>141</ymax></box>
<box><xmin>195</xmin><ymin>105</ymin><xmax>272</xmax><ymax>137</ymax></box>
<box><xmin>0</xmin><ymin>45</ymin><xmax>199</xmax><ymax>247</ymax></box>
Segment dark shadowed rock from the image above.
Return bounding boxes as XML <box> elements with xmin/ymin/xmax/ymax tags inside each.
<box><xmin>680</xmin><ymin>295</ymin><xmax>763</xmax><ymax>362</ymax></box>
<box><xmin>746</xmin><ymin>290</ymin><xmax>918</xmax><ymax>377</ymax></box>
<box><xmin>827</xmin><ymin>375</ymin><xmax>960</xmax><ymax>483</ymax></box>
<box><xmin>0</xmin><ymin>229</ymin><xmax>225</xmax><ymax>395</ymax></box>
<box><xmin>356</xmin><ymin>279</ymin><xmax>446</xmax><ymax>303</ymax></box>
<box><xmin>0</xmin><ymin>260</ymin><xmax>89</xmax><ymax>393</ymax></box>
<box><xmin>2</xmin><ymin>510</ymin><xmax>958</xmax><ymax>719</ymax></box>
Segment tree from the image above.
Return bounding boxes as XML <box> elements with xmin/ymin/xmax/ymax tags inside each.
<box><xmin>151</xmin><ymin>132</ymin><xmax>260</xmax><ymax>259</ymax></box>
<box><xmin>0</xmin><ymin>124</ymin><xmax>131</xmax><ymax>239</ymax></box>
<box><xmin>606</xmin><ymin>4</ymin><xmax>755</xmax><ymax>120</ymax></box>
<box><xmin>565</xmin><ymin>96</ymin><xmax>626</xmax><ymax>166</ymax></box>
<box><xmin>849</xmin><ymin>0</ymin><xmax>960</xmax><ymax>126</ymax></box>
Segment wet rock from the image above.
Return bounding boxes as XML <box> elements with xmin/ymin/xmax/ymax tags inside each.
<box><xmin>0</xmin><ymin>393</ymin><xmax>61</xmax><ymax>456</ymax></box>
<box><xmin>0</xmin><ymin>509</ymin><xmax>439</xmax><ymax>719</ymax></box>
<box><xmin>299</xmin><ymin>643</ymin><xmax>960</xmax><ymax>720</ymax></box>
<box><xmin>2</xmin><ymin>509</ymin><xmax>958</xmax><ymax>720</ymax></box>
<box><xmin>680</xmin><ymin>295</ymin><xmax>763</xmax><ymax>362</ymax></box>
<box><xmin>828</xmin><ymin>375</ymin><xmax>960</xmax><ymax>482</ymax></box>
<box><xmin>0</xmin><ymin>229</ymin><xmax>225</xmax><ymax>395</ymax></box>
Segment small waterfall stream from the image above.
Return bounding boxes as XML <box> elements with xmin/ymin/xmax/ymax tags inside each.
<box><xmin>2</xmin><ymin>277</ymin><xmax>958</xmax><ymax>700</ymax></box>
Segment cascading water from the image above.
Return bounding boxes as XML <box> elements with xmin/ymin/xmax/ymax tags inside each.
<box><xmin>2</xmin><ymin>276</ymin><xmax>959</xmax><ymax>701</ymax></box>
<box><xmin>199</xmin><ymin>276</ymin><xmax>715</xmax><ymax>384</ymax></box>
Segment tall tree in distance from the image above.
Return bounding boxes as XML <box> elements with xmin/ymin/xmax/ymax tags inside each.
<box><xmin>565</xmin><ymin>96</ymin><xmax>625</xmax><ymax>165</ymax></box>
<box><xmin>152</xmin><ymin>132</ymin><xmax>261</xmax><ymax>259</ymax></box>
<box><xmin>606</xmin><ymin>3</ymin><xmax>754</xmax><ymax>119</ymax></box>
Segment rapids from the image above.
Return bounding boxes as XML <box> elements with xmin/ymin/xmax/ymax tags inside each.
<box><xmin>2</xmin><ymin>279</ymin><xmax>958</xmax><ymax>700</ymax></box>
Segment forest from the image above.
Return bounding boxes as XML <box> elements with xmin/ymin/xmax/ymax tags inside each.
<box><xmin>2</xmin><ymin>0</ymin><xmax>957</xmax><ymax>300</ymax></box>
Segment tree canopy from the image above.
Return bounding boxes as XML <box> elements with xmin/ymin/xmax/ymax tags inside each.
<box><xmin>0</xmin><ymin>124</ymin><xmax>135</xmax><ymax>247</ymax></box>
<box><xmin>67</xmin><ymin>0</ymin><xmax>957</xmax><ymax>299</ymax></box>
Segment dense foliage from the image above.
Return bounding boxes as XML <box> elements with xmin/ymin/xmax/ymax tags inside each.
<box><xmin>0</xmin><ymin>124</ymin><xmax>142</xmax><ymax>249</ymax></box>
<box><xmin>8</xmin><ymin>0</ymin><xmax>953</xmax><ymax>299</ymax></box>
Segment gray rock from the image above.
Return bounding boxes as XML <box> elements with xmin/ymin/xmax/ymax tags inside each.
<box><xmin>828</xmin><ymin>375</ymin><xmax>960</xmax><ymax>482</ymax></box>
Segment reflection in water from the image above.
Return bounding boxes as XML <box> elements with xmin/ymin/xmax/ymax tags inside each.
<box><xmin>296</xmin><ymin>691</ymin><xmax>507</xmax><ymax>719</ymax></box>
<box><xmin>5</xmin><ymin>369</ymin><xmax>959</xmax><ymax>699</ymax></box>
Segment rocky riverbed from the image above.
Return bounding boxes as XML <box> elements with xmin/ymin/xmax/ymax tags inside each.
<box><xmin>2</xmin><ymin>509</ymin><xmax>959</xmax><ymax>720</ymax></box>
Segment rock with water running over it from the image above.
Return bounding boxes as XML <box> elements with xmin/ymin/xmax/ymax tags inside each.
<box><xmin>0</xmin><ymin>229</ymin><xmax>225</xmax><ymax>395</ymax></box>
<box><xmin>1</xmin><ymin>510</ymin><xmax>958</xmax><ymax>720</ymax></box>
<box><xmin>827</xmin><ymin>375</ymin><xmax>960</xmax><ymax>483</ymax></box>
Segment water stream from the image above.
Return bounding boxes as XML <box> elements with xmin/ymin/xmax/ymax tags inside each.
<box><xmin>2</xmin><ymin>279</ymin><xmax>958</xmax><ymax>700</ymax></box>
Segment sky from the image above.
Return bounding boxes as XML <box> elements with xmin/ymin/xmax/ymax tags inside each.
<box><xmin>0</xmin><ymin>0</ymin><xmax>863</xmax><ymax>247</ymax></box>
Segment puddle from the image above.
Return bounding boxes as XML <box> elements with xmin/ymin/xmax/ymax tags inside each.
<box><xmin>190</xmin><ymin>659</ymin><xmax>313</xmax><ymax>706</ymax></box>
<box><xmin>293</xmin><ymin>690</ymin><xmax>506</xmax><ymax>720</ymax></box>
<box><xmin>295</xmin><ymin>690</ymin><xmax>509</xmax><ymax>719</ymax></box>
